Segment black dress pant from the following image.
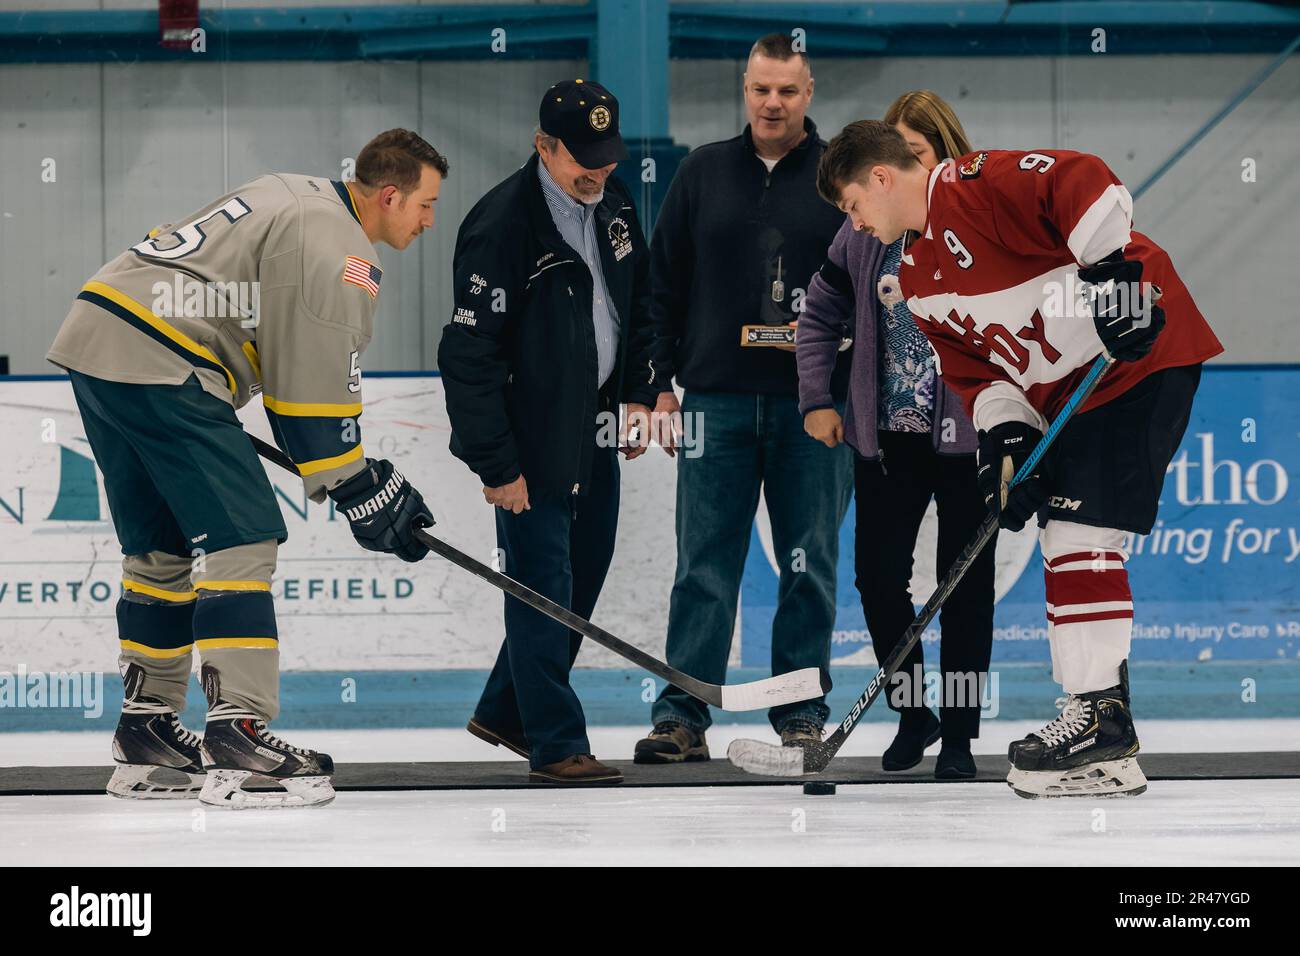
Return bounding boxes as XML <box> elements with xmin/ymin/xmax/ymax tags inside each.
<box><xmin>475</xmin><ymin>445</ymin><xmax>620</xmax><ymax>769</ymax></box>
<box><xmin>853</xmin><ymin>431</ymin><xmax>995</xmax><ymax>739</ymax></box>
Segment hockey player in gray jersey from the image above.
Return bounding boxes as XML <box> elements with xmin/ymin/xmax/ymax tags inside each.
<box><xmin>47</xmin><ymin>129</ymin><xmax>448</xmax><ymax>809</ymax></box>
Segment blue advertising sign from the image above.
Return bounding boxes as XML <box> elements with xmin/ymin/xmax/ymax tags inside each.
<box><xmin>740</xmin><ymin>367</ymin><xmax>1300</xmax><ymax>666</ymax></box>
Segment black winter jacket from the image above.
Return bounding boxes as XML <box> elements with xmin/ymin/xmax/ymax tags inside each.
<box><xmin>438</xmin><ymin>152</ymin><xmax>661</xmax><ymax>497</ymax></box>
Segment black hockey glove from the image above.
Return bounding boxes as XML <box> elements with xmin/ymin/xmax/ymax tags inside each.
<box><xmin>329</xmin><ymin>458</ymin><xmax>434</xmax><ymax>563</ymax></box>
<box><xmin>1078</xmin><ymin>251</ymin><xmax>1165</xmax><ymax>363</ymax></box>
<box><xmin>977</xmin><ymin>422</ymin><xmax>1048</xmax><ymax>533</ymax></box>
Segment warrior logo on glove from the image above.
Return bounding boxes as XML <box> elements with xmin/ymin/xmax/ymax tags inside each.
<box><xmin>329</xmin><ymin>458</ymin><xmax>434</xmax><ymax>563</ymax></box>
<box><xmin>342</xmin><ymin>468</ymin><xmax>407</xmax><ymax>523</ymax></box>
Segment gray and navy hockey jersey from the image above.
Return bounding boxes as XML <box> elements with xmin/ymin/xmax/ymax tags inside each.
<box><xmin>48</xmin><ymin>174</ymin><xmax>383</xmax><ymax>500</ymax></box>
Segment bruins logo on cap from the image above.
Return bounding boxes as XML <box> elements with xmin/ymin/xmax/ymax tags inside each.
<box><xmin>589</xmin><ymin>105</ymin><xmax>611</xmax><ymax>131</ymax></box>
<box><xmin>958</xmin><ymin>151</ymin><xmax>988</xmax><ymax>179</ymax></box>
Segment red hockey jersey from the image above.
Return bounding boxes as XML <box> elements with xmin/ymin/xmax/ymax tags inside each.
<box><xmin>898</xmin><ymin>149</ymin><xmax>1222</xmax><ymax>427</ymax></box>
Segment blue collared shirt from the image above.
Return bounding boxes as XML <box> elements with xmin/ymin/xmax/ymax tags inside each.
<box><xmin>538</xmin><ymin>156</ymin><xmax>620</xmax><ymax>388</ymax></box>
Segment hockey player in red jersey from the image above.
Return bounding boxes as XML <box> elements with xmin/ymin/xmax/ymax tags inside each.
<box><xmin>817</xmin><ymin>120</ymin><xmax>1222</xmax><ymax>797</ymax></box>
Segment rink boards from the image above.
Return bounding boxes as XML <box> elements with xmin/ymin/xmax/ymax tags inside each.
<box><xmin>0</xmin><ymin>366</ymin><xmax>1297</xmax><ymax>685</ymax></box>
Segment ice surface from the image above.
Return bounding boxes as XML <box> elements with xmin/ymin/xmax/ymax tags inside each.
<box><xmin>2</xmin><ymin>723</ymin><xmax>1296</xmax><ymax>866</ymax></box>
<box><xmin>2</xmin><ymin>780</ymin><xmax>1296</xmax><ymax>867</ymax></box>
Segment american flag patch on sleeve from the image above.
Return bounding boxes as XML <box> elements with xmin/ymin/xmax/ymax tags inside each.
<box><xmin>342</xmin><ymin>256</ymin><xmax>382</xmax><ymax>298</ymax></box>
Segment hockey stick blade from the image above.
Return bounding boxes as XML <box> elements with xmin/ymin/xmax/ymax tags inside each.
<box><xmin>246</xmin><ymin>433</ymin><xmax>826</xmax><ymax>712</ymax></box>
<box><xmin>727</xmin><ymin>737</ymin><xmax>835</xmax><ymax>777</ymax></box>
<box><xmin>719</xmin><ymin>667</ymin><xmax>825</xmax><ymax>712</ymax></box>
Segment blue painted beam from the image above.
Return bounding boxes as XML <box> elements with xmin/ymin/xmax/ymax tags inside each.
<box><xmin>1</xmin><ymin>3</ymin><xmax>1298</xmax><ymax>63</ymax></box>
<box><xmin>0</xmin><ymin>7</ymin><xmax>594</xmax><ymax>63</ymax></box>
<box><xmin>670</xmin><ymin>1</ymin><xmax>1300</xmax><ymax>57</ymax></box>
<box><xmin>594</xmin><ymin>0</ymin><xmax>669</xmax><ymax>139</ymax></box>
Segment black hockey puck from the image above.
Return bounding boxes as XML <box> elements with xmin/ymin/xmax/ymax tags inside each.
<box><xmin>803</xmin><ymin>782</ymin><xmax>836</xmax><ymax>796</ymax></box>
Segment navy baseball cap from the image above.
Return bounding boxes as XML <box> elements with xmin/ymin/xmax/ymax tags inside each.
<box><xmin>539</xmin><ymin>79</ymin><xmax>629</xmax><ymax>169</ymax></box>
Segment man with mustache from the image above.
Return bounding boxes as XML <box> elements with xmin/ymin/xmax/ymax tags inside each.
<box><xmin>440</xmin><ymin>80</ymin><xmax>663</xmax><ymax>785</ymax></box>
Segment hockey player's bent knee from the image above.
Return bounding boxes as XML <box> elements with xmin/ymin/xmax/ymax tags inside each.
<box><xmin>191</xmin><ymin>540</ymin><xmax>282</xmax><ymax>720</ymax></box>
<box><xmin>118</xmin><ymin>550</ymin><xmax>200</xmax><ymax>710</ymax></box>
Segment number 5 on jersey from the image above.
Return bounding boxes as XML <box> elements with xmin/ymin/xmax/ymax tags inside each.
<box><xmin>348</xmin><ymin>351</ymin><xmax>361</xmax><ymax>394</ymax></box>
<box><xmin>132</xmin><ymin>198</ymin><xmax>252</xmax><ymax>261</ymax></box>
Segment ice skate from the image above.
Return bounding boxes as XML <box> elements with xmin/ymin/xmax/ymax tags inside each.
<box><xmin>197</xmin><ymin>665</ymin><xmax>335</xmax><ymax>810</ymax></box>
<box><xmin>106</xmin><ymin>663</ymin><xmax>205</xmax><ymax>800</ymax></box>
<box><xmin>1007</xmin><ymin>661</ymin><xmax>1145</xmax><ymax>798</ymax></box>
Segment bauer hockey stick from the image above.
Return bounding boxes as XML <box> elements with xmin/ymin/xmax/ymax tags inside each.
<box><xmin>728</xmin><ymin>352</ymin><xmax>1116</xmax><ymax>775</ymax></box>
<box><xmin>249</xmin><ymin>434</ymin><xmax>827</xmax><ymax>712</ymax></box>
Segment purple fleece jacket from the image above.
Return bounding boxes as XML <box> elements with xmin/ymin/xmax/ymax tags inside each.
<box><xmin>796</xmin><ymin>218</ymin><xmax>978</xmax><ymax>459</ymax></box>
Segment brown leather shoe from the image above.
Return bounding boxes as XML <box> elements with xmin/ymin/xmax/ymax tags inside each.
<box><xmin>466</xmin><ymin>717</ymin><xmax>529</xmax><ymax>759</ymax></box>
<box><xmin>528</xmin><ymin>754</ymin><xmax>624</xmax><ymax>786</ymax></box>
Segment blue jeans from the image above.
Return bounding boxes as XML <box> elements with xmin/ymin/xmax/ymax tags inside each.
<box><xmin>651</xmin><ymin>390</ymin><xmax>853</xmax><ymax>733</ymax></box>
<box><xmin>475</xmin><ymin>446</ymin><xmax>620</xmax><ymax>769</ymax></box>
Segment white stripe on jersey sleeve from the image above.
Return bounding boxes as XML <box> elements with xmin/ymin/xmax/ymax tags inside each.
<box><xmin>1067</xmin><ymin>183</ymin><xmax>1134</xmax><ymax>266</ymax></box>
<box><xmin>973</xmin><ymin>380</ymin><xmax>1049</xmax><ymax>433</ymax></box>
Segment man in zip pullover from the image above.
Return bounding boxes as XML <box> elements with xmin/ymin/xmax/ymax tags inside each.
<box><xmin>635</xmin><ymin>35</ymin><xmax>853</xmax><ymax>763</ymax></box>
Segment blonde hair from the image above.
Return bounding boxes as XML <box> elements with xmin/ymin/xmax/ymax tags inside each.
<box><xmin>884</xmin><ymin>90</ymin><xmax>972</xmax><ymax>163</ymax></box>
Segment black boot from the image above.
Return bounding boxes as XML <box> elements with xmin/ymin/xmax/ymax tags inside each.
<box><xmin>934</xmin><ymin>736</ymin><xmax>977</xmax><ymax>780</ymax></box>
<box><xmin>881</xmin><ymin>707</ymin><xmax>940</xmax><ymax>772</ymax></box>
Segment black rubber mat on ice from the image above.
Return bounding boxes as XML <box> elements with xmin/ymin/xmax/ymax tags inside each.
<box><xmin>2</xmin><ymin>751</ymin><xmax>1297</xmax><ymax>796</ymax></box>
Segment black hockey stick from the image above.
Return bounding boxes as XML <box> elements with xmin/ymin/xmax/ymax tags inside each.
<box><xmin>249</xmin><ymin>434</ymin><xmax>826</xmax><ymax>711</ymax></box>
<box><xmin>728</xmin><ymin>353</ymin><xmax>1115</xmax><ymax>775</ymax></box>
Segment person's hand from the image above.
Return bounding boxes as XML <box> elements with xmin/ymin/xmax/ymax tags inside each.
<box><xmin>621</xmin><ymin>403</ymin><xmax>653</xmax><ymax>460</ymax></box>
<box><xmin>804</xmin><ymin>408</ymin><xmax>844</xmax><ymax>448</ymax></box>
<box><xmin>775</xmin><ymin>320</ymin><xmax>799</xmax><ymax>352</ymax></box>
<box><xmin>976</xmin><ymin>423</ymin><xmax>1047</xmax><ymax>532</ymax></box>
<box><xmin>329</xmin><ymin>458</ymin><xmax>434</xmax><ymax>562</ymax></box>
<box><xmin>484</xmin><ymin>474</ymin><xmax>530</xmax><ymax>514</ymax></box>
<box><xmin>1079</xmin><ymin>252</ymin><xmax>1165</xmax><ymax>363</ymax></box>
<box><xmin>650</xmin><ymin>391</ymin><xmax>681</xmax><ymax>457</ymax></box>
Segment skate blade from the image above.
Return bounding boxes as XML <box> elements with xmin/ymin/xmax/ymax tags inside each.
<box><xmin>198</xmin><ymin>768</ymin><xmax>336</xmax><ymax>810</ymax></box>
<box><xmin>107</xmin><ymin>764</ymin><xmax>205</xmax><ymax>800</ymax></box>
<box><xmin>1007</xmin><ymin>758</ymin><xmax>1148</xmax><ymax>799</ymax></box>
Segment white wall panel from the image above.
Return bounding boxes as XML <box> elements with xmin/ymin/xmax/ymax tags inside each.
<box><xmin>0</xmin><ymin>64</ymin><xmax>106</xmax><ymax>375</ymax></box>
<box><xmin>1</xmin><ymin>52</ymin><xmax>1297</xmax><ymax>372</ymax></box>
